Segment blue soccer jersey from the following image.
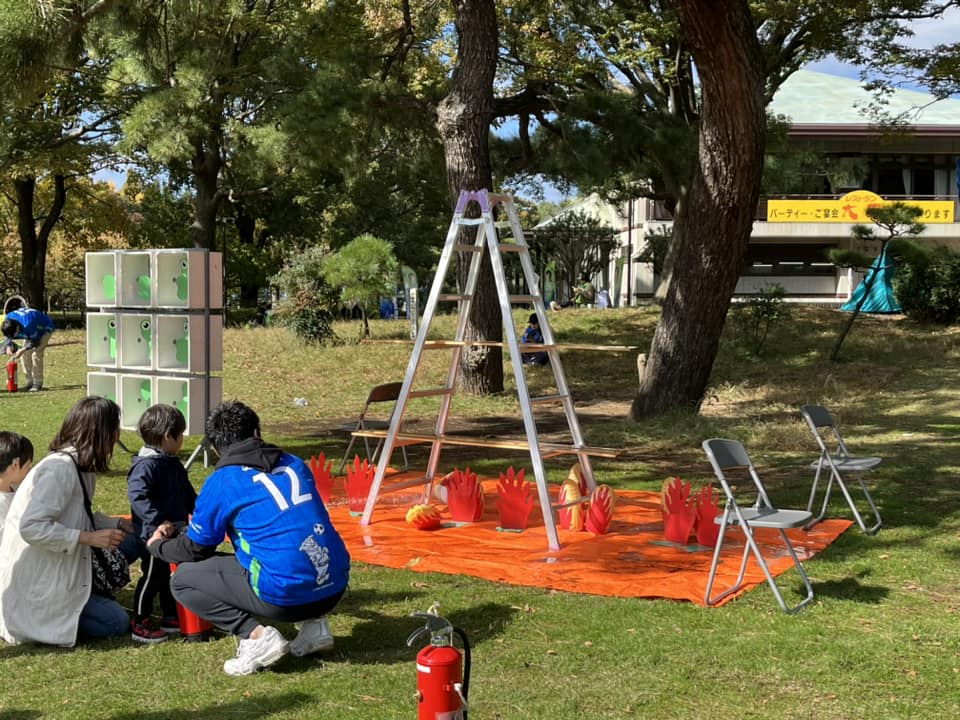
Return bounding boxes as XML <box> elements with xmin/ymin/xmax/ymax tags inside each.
<box><xmin>187</xmin><ymin>453</ymin><xmax>350</xmax><ymax>606</ymax></box>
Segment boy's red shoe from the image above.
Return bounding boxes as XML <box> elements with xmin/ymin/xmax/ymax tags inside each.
<box><xmin>159</xmin><ymin>616</ymin><xmax>181</xmax><ymax>635</ymax></box>
<box><xmin>131</xmin><ymin>618</ymin><xmax>168</xmax><ymax>644</ymax></box>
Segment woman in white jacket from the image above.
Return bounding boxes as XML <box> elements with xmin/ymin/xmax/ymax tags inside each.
<box><xmin>0</xmin><ymin>397</ymin><xmax>132</xmax><ymax>646</ymax></box>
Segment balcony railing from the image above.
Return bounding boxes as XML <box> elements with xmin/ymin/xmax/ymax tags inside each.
<box><xmin>652</xmin><ymin>195</ymin><xmax>958</xmax><ymax>222</ymax></box>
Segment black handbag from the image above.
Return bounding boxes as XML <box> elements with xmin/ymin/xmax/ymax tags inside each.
<box><xmin>67</xmin><ymin>455</ymin><xmax>131</xmax><ymax>597</ymax></box>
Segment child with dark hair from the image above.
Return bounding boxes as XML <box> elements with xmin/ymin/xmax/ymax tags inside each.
<box><xmin>0</xmin><ymin>432</ymin><xmax>33</xmax><ymax>540</ymax></box>
<box><xmin>521</xmin><ymin>313</ymin><xmax>549</xmax><ymax>366</ymax></box>
<box><xmin>127</xmin><ymin>404</ymin><xmax>197</xmax><ymax>644</ymax></box>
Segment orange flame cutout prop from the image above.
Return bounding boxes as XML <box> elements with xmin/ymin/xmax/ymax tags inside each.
<box><xmin>586</xmin><ymin>484</ymin><xmax>615</xmax><ymax>535</ymax></box>
<box><xmin>557</xmin><ymin>478</ymin><xmax>584</xmax><ymax>531</ymax></box>
<box><xmin>446</xmin><ymin>467</ymin><xmax>484</xmax><ymax>523</ymax></box>
<box><xmin>695</xmin><ymin>483</ymin><xmax>722</xmax><ymax>547</ymax></box>
<box><xmin>405</xmin><ymin>503</ymin><xmax>442</xmax><ymax>530</ymax></box>
<box><xmin>496</xmin><ymin>466</ymin><xmax>533</xmax><ymax>530</ymax></box>
<box><xmin>309</xmin><ymin>452</ymin><xmax>334</xmax><ymax>504</ymax></box>
<box><xmin>661</xmin><ymin>476</ymin><xmax>697</xmax><ymax>544</ymax></box>
<box><xmin>345</xmin><ymin>456</ymin><xmax>375</xmax><ymax>514</ymax></box>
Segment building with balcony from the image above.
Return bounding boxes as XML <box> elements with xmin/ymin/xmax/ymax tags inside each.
<box><xmin>608</xmin><ymin>69</ymin><xmax>960</xmax><ymax>305</ymax></box>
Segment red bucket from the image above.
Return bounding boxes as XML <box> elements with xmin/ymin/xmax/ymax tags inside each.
<box><xmin>170</xmin><ymin>563</ymin><xmax>213</xmax><ymax>642</ymax></box>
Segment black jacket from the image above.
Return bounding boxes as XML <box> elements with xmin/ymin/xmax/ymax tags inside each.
<box><xmin>127</xmin><ymin>447</ymin><xmax>197</xmax><ymax>541</ymax></box>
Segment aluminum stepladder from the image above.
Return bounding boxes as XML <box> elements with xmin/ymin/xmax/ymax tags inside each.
<box><xmin>359</xmin><ymin>189</ymin><xmax>598</xmax><ymax>551</ymax></box>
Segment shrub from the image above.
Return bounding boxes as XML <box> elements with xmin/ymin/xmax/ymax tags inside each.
<box><xmin>893</xmin><ymin>242</ymin><xmax>960</xmax><ymax>324</ymax></box>
<box><xmin>270</xmin><ymin>245</ymin><xmax>341</xmax><ymax>343</ymax></box>
<box><xmin>730</xmin><ymin>284</ymin><xmax>791</xmax><ymax>356</ymax></box>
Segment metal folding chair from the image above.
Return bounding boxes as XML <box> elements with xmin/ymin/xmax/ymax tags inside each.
<box><xmin>801</xmin><ymin>405</ymin><xmax>882</xmax><ymax>535</ymax></box>
<box><xmin>338</xmin><ymin>382</ymin><xmax>410</xmax><ymax>474</ymax></box>
<box><xmin>702</xmin><ymin>439</ymin><xmax>815</xmax><ymax>613</ymax></box>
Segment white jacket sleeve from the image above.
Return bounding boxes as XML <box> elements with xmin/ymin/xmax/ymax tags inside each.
<box><xmin>16</xmin><ymin>460</ymin><xmax>82</xmax><ymax>554</ymax></box>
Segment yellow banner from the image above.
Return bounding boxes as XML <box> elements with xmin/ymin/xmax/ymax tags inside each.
<box><xmin>767</xmin><ymin>190</ymin><xmax>955</xmax><ymax>223</ymax></box>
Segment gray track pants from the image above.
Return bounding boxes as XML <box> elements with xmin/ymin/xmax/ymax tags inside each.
<box><xmin>170</xmin><ymin>554</ymin><xmax>345</xmax><ymax>638</ymax></box>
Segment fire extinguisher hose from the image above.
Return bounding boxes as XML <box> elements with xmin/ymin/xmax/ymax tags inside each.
<box><xmin>453</xmin><ymin>626</ymin><xmax>471</xmax><ymax>720</ymax></box>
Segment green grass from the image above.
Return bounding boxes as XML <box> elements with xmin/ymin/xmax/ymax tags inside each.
<box><xmin>2</xmin><ymin>306</ymin><xmax>959</xmax><ymax>719</ymax></box>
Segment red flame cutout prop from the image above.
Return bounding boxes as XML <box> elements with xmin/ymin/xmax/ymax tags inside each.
<box><xmin>695</xmin><ymin>483</ymin><xmax>722</xmax><ymax>547</ymax></box>
<box><xmin>446</xmin><ymin>467</ymin><xmax>484</xmax><ymax>522</ymax></box>
<box><xmin>309</xmin><ymin>452</ymin><xmax>334</xmax><ymax>503</ymax></box>
<box><xmin>557</xmin><ymin>479</ymin><xmax>584</xmax><ymax>531</ymax></box>
<box><xmin>496</xmin><ymin>466</ymin><xmax>533</xmax><ymax>530</ymax></box>
<box><xmin>345</xmin><ymin>456</ymin><xmax>375</xmax><ymax>514</ymax></box>
<box><xmin>661</xmin><ymin>476</ymin><xmax>697</xmax><ymax>544</ymax></box>
<box><xmin>586</xmin><ymin>485</ymin><xmax>615</xmax><ymax>535</ymax></box>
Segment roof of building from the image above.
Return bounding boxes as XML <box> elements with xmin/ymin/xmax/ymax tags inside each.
<box><xmin>770</xmin><ymin>69</ymin><xmax>960</xmax><ymax>126</ymax></box>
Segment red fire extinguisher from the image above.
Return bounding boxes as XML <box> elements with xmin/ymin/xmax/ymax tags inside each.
<box><xmin>5</xmin><ymin>359</ymin><xmax>17</xmax><ymax>393</ymax></box>
<box><xmin>407</xmin><ymin>606</ymin><xmax>471</xmax><ymax>720</ymax></box>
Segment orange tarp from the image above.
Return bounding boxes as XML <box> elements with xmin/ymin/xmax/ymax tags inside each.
<box><xmin>327</xmin><ymin>475</ymin><xmax>852</xmax><ymax>607</ymax></box>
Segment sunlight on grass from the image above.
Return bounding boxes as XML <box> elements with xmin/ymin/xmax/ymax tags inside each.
<box><xmin>2</xmin><ymin>306</ymin><xmax>959</xmax><ymax>718</ymax></box>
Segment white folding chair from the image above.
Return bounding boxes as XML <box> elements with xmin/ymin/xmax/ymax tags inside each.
<box><xmin>801</xmin><ymin>405</ymin><xmax>882</xmax><ymax>535</ymax></box>
<box><xmin>702</xmin><ymin>439</ymin><xmax>815</xmax><ymax>613</ymax></box>
<box><xmin>338</xmin><ymin>382</ymin><xmax>410</xmax><ymax>474</ymax></box>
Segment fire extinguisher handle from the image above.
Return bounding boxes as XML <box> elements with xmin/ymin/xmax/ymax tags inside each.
<box><xmin>405</xmin><ymin>624</ymin><xmax>430</xmax><ymax>648</ymax></box>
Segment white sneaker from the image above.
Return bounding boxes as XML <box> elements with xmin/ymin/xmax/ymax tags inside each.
<box><xmin>223</xmin><ymin>626</ymin><xmax>289</xmax><ymax>676</ymax></box>
<box><xmin>290</xmin><ymin>617</ymin><xmax>334</xmax><ymax>657</ymax></box>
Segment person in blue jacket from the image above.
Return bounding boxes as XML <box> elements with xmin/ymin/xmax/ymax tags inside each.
<box><xmin>2</xmin><ymin>308</ymin><xmax>55</xmax><ymax>392</ymax></box>
<box><xmin>147</xmin><ymin>401</ymin><xmax>350</xmax><ymax>676</ymax></box>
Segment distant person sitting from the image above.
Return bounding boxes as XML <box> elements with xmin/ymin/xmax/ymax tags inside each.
<box><xmin>521</xmin><ymin>313</ymin><xmax>549</xmax><ymax>366</ymax></box>
<box><xmin>2</xmin><ymin>308</ymin><xmax>54</xmax><ymax>392</ymax></box>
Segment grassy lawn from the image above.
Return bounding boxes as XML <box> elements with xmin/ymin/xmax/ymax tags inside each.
<box><xmin>1</xmin><ymin>305</ymin><xmax>959</xmax><ymax>719</ymax></box>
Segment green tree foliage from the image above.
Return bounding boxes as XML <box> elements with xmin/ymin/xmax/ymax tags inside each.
<box><xmin>270</xmin><ymin>244</ymin><xmax>340</xmax><ymax>345</ymax></box>
<box><xmin>828</xmin><ymin>202</ymin><xmax>925</xmax><ymax>361</ymax></box>
<box><xmin>322</xmin><ymin>234</ymin><xmax>399</xmax><ymax>338</ymax></box>
<box><xmin>891</xmin><ymin>241</ymin><xmax>960</xmax><ymax>325</ymax></box>
<box><xmin>531</xmin><ymin>211</ymin><xmax>616</xmax><ymax>304</ymax></box>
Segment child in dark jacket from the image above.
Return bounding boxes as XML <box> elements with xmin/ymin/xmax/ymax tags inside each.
<box><xmin>127</xmin><ymin>404</ymin><xmax>197</xmax><ymax>643</ymax></box>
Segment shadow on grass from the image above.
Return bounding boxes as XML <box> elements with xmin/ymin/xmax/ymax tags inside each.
<box><xmin>0</xmin><ymin>711</ymin><xmax>41</xmax><ymax>720</ymax></box>
<box><xmin>336</xmin><ymin>591</ymin><xmax>517</xmax><ymax>666</ymax></box>
<box><xmin>107</xmin><ymin>692</ymin><xmax>312</xmax><ymax>719</ymax></box>
<box><xmin>811</xmin><ymin>576</ymin><xmax>891</xmax><ymax>604</ymax></box>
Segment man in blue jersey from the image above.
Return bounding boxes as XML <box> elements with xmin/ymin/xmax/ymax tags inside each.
<box><xmin>2</xmin><ymin>307</ymin><xmax>55</xmax><ymax>392</ymax></box>
<box><xmin>147</xmin><ymin>401</ymin><xmax>350</xmax><ymax>676</ymax></box>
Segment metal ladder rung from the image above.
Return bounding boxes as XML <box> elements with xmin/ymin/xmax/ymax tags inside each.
<box><xmin>380</xmin><ymin>475</ymin><xmax>432</xmax><ymax>494</ymax></box>
<box><xmin>439</xmin><ymin>293</ymin><xmax>471</xmax><ymax>302</ymax></box>
<box><xmin>458</xmin><ymin>218</ymin><xmax>484</xmax><ymax>226</ymax></box>
<box><xmin>408</xmin><ymin>387</ymin><xmax>453</xmax><ymax>398</ymax></box>
<box><xmin>454</xmin><ymin>244</ymin><xmax>482</xmax><ymax>253</ymax></box>
<box><xmin>551</xmin><ymin>496</ymin><xmax>591</xmax><ymax>511</ymax></box>
<box><xmin>530</xmin><ymin>393</ymin><xmax>569</xmax><ymax>404</ymax></box>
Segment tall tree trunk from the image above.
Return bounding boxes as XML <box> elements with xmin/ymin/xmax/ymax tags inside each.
<box><xmin>189</xmin><ymin>137</ymin><xmax>223</xmax><ymax>250</ymax></box>
<box><xmin>632</xmin><ymin>0</ymin><xmax>765</xmax><ymax>418</ymax></box>
<box><xmin>15</xmin><ymin>174</ymin><xmax>66</xmax><ymax>308</ymax></box>
<box><xmin>436</xmin><ymin>0</ymin><xmax>503</xmax><ymax>395</ymax></box>
<box><xmin>234</xmin><ymin>205</ymin><xmax>261</xmax><ymax>306</ymax></box>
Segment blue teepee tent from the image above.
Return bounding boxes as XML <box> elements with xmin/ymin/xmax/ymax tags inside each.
<box><xmin>841</xmin><ymin>247</ymin><xmax>901</xmax><ymax>313</ymax></box>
